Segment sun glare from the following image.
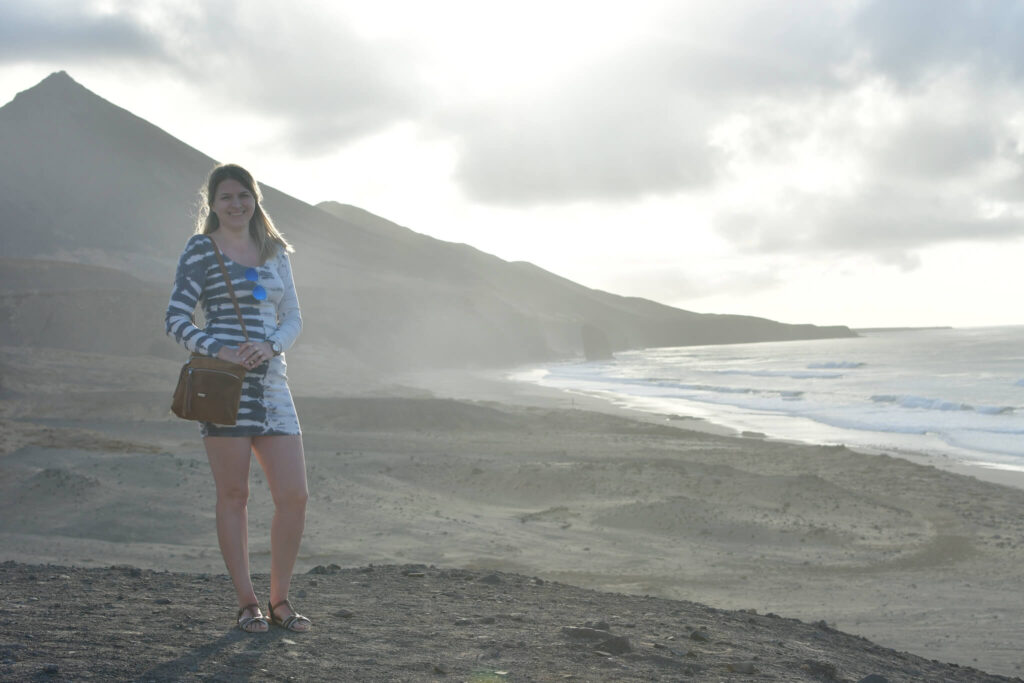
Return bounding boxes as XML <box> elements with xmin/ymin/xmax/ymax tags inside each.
<box><xmin>330</xmin><ymin>0</ymin><xmax>668</xmax><ymax>98</ymax></box>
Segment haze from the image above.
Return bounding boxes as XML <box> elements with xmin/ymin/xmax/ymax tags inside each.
<box><xmin>2</xmin><ymin>0</ymin><xmax>1023</xmax><ymax>328</ymax></box>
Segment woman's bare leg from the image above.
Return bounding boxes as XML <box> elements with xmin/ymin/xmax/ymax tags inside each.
<box><xmin>252</xmin><ymin>434</ymin><xmax>308</xmax><ymax>629</ymax></box>
<box><xmin>204</xmin><ymin>435</ymin><xmax>266</xmax><ymax>630</ymax></box>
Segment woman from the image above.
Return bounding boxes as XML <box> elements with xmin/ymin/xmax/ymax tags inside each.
<box><xmin>165</xmin><ymin>163</ymin><xmax>311</xmax><ymax>633</ymax></box>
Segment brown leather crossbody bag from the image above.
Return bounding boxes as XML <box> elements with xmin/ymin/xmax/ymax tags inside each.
<box><xmin>170</xmin><ymin>236</ymin><xmax>249</xmax><ymax>425</ymax></box>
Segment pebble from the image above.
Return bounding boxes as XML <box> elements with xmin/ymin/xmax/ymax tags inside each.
<box><xmin>728</xmin><ymin>662</ymin><xmax>756</xmax><ymax>674</ymax></box>
<box><xmin>595</xmin><ymin>636</ymin><xmax>632</xmax><ymax>655</ymax></box>
<box><xmin>479</xmin><ymin>573</ymin><xmax>503</xmax><ymax>585</ymax></box>
<box><xmin>803</xmin><ymin>660</ymin><xmax>838</xmax><ymax>678</ymax></box>
<box><xmin>689</xmin><ymin>629</ymin><xmax>711</xmax><ymax>642</ymax></box>
<box><xmin>562</xmin><ymin>626</ymin><xmax>613</xmax><ymax>640</ymax></box>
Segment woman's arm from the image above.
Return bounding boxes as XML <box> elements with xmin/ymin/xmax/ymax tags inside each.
<box><xmin>165</xmin><ymin>235</ymin><xmax>226</xmax><ymax>357</ymax></box>
<box><xmin>266</xmin><ymin>250</ymin><xmax>302</xmax><ymax>353</ymax></box>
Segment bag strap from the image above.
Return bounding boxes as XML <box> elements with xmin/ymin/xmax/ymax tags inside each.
<box><xmin>207</xmin><ymin>235</ymin><xmax>250</xmax><ymax>342</ymax></box>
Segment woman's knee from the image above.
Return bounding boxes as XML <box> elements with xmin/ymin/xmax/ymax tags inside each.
<box><xmin>217</xmin><ymin>484</ymin><xmax>251</xmax><ymax>508</ymax></box>
<box><xmin>274</xmin><ymin>485</ymin><xmax>308</xmax><ymax>512</ymax></box>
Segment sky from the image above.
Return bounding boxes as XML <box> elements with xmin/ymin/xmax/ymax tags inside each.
<box><xmin>2</xmin><ymin>0</ymin><xmax>1023</xmax><ymax>329</ymax></box>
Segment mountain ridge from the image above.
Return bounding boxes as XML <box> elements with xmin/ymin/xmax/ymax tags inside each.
<box><xmin>0</xmin><ymin>72</ymin><xmax>855</xmax><ymax>369</ymax></box>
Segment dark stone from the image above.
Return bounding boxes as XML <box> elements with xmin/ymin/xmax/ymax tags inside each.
<box><xmin>581</xmin><ymin>324</ymin><xmax>614</xmax><ymax>361</ymax></box>
<box><xmin>803</xmin><ymin>660</ymin><xmax>838</xmax><ymax>678</ymax></box>
<box><xmin>562</xmin><ymin>626</ymin><xmax>613</xmax><ymax>641</ymax></box>
<box><xmin>689</xmin><ymin>629</ymin><xmax>711</xmax><ymax>642</ymax></box>
<box><xmin>595</xmin><ymin>636</ymin><xmax>632</xmax><ymax>655</ymax></box>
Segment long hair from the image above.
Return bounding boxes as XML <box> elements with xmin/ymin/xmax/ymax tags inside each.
<box><xmin>196</xmin><ymin>163</ymin><xmax>293</xmax><ymax>262</ymax></box>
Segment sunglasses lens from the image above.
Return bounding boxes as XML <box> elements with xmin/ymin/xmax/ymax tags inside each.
<box><xmin>244</xmin><ymin>267</ymin><xmax>266</xmax><ymax>300</ymax></box>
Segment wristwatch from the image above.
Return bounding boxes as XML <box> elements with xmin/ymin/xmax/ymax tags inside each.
<box><xmin>270</xmin><ymin>339</ymin><xmax>283</xmax><ymax>356</ymax></box>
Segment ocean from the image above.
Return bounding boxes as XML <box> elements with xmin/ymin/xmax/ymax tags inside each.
<box><xmin>511</xmin><ymin>326</ymin><xmax>1024</xmax><ymax>474</ymax></box>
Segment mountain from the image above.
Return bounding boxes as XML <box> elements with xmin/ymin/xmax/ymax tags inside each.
<box><xmin>0</xmin><ymin>72</ymin><xmax>855</xmax><ymax>370</ymax></box>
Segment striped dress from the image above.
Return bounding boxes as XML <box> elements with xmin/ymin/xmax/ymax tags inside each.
<box><xmin>165</xmin><ymin>234</ymin><xmax>302</xmax><ymax>437</ymax></box>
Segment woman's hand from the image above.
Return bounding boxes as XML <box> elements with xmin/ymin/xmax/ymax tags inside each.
<box><xmin>216</xmin><ymin>346</ymin><xmax>246</xmax><ymax>365</ymax></box>
<box><xmin>214</xmin><ymin>344</ymin><xmax>241</xmax><ymax>366</ymax></box>
<box><xmin>238</xmin><ymin>341</ymin><xmax>273</xmax><ymax>369</ymax></box>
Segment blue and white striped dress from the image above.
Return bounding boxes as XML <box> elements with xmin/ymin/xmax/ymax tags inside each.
<box><xmin>166</xmin><ymin>234</ymin><xmax>302</xmax><ymax>437</ymax></box>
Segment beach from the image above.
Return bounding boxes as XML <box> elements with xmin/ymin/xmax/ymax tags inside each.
<box><xmin>2</xmin><ymin>346</ymin><xmax>1024</xmax><ymax>679</ymax></box>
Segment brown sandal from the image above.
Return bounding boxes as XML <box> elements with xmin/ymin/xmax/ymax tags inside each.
<box><xmin>236</xmin><ymin>603</ymin><xmax>268</xmax><ymax>633</ymax></box>
<box><xmin>268</xmin><ymin>599</ymin><xmax>312</xmax><ymax>632</ymax></box>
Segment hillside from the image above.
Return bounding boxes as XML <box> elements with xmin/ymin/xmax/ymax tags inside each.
<box><xmin>1</xmin><ymin>562</ymin><xmax>1012</xmax><ymax>682</ymax></box>
<box><xmin>0</xmin><ymin>72</ymin><xmax>856</xmax><ymax>369</ymax></box>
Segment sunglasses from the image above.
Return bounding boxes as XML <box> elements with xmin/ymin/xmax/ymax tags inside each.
<box><xmin>245</xmin><ymin>267</ymin><xmax>267</xmax><ymax>301</ymax></box>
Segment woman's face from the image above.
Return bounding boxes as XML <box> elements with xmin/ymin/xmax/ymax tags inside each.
<box><xmin>211</xmin><ymin>178</ymin><xmax>256</xmax><ymax>232</ymax></box>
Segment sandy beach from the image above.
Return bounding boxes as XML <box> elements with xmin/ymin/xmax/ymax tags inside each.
<box><xmin>2</xmin><ymin>346</ymin><xmax>1024</xmax><ymax>679</ymax></box>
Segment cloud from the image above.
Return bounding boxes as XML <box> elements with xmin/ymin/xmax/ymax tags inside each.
<box><xmin>717</xmin><ymin>180</ymin><xmax>1024</xmax><ymax>267</ymax></box>
<box><xmin>872</xmin><ymin>116</ymin><xmax>998</xmax><ymax>181</ymax></box>
<box><xmin>0</xmin><ymin>0</ymin><xmax>425</xmax><ymax>155</ymax></box>
<box><xmin>4</xmin><ymin>0</ymin><xmax>1022</xmax><ymax>265</ymax></box>
<box><xmin>854</xmin><ymin>0</ymin><xmax>1024</xmax><ymax>85</ymax></box>
<box><xmin>0</xmin><ymin>1</ymin><xmax>164</xmax><ymax>62</ymax></box>
<box><xmin>446</xmin><ymin>75</ymin><xmax>717</xmax><ymax>205</ymax></box>
<box><xmin>438</xmin><ymin>0</ymin><xmax>1024</xmax><ymax>266</ymax></box>
<box><xmin>605</xmin><ymin>264</ymin><xmax>785</xmax><ymax>305</ymax></box>
<box><xmin>709</xmin><ymin>66</ymin><xmax>1024</xmax><ymax>264</ymax></box>
<box><xmin>442</xmin><ymin>2</ymin><xmax>856</xmax><ymax>206</ymax></box>
<box><xmin>148</xmin><ymin>2</ymin><xmax>424</xmax><ymax>155</ymax></box>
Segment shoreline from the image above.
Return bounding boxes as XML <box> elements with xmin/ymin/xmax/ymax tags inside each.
<box><xmin>399</xmin><ymin>366</ymin><xmax>1024</xmax><ymax>493</ymax></box>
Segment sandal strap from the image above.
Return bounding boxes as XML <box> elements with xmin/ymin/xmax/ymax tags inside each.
<box><xmin>237</xmin><ymin>602</ymin><xmax>262</xmax><ymax>619</ymax></box>
<box><xmin>268</xmin><ymin>599</ymin><xmax>311</xmax><ymax>630</ymax></box>
<box><xmin>269</xmin><ymin>598</ymin><xmax>292</xmax><ymax>614</ymax></box>
<box><xmin>237</xmin><ymin>603</ymin><xmax>268</xmax><ymax>632</ymax></box>
<box><xmin>281</xmin><ymin>613</ymin><xmax>311</xmax><ymax>629</ymax></box>
<box><xmin>238</xmin><ymin>615</ymin><xmax>268</xmax><ymax>630</ymax></box>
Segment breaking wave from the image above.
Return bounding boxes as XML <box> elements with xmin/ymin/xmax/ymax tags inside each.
<box><xmin>870</xmin><ymin>394</ymin><xmax>1015</xmax><ymax>416</ymax></box>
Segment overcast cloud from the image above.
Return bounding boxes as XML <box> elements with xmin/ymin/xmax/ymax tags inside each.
<box><xmin>0</xmin><ymin>1</ymin><xmax>164</xmax><ymax>62</ymax></box>
<box><xmin>437</xmin><ymin>0</ymin><xmax>1023</xmax><ymax>263</ymax></box>
<box><xmin>1</xmin><ymin>0</ymin><xmax>1023</xmax><ymax>325</ymax></box>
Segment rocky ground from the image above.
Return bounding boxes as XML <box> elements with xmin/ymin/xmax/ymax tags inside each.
<box><xmin>1</xmin><ymin>561</ymin><xmax>1016</xmax><ymax>682</ymax></box>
